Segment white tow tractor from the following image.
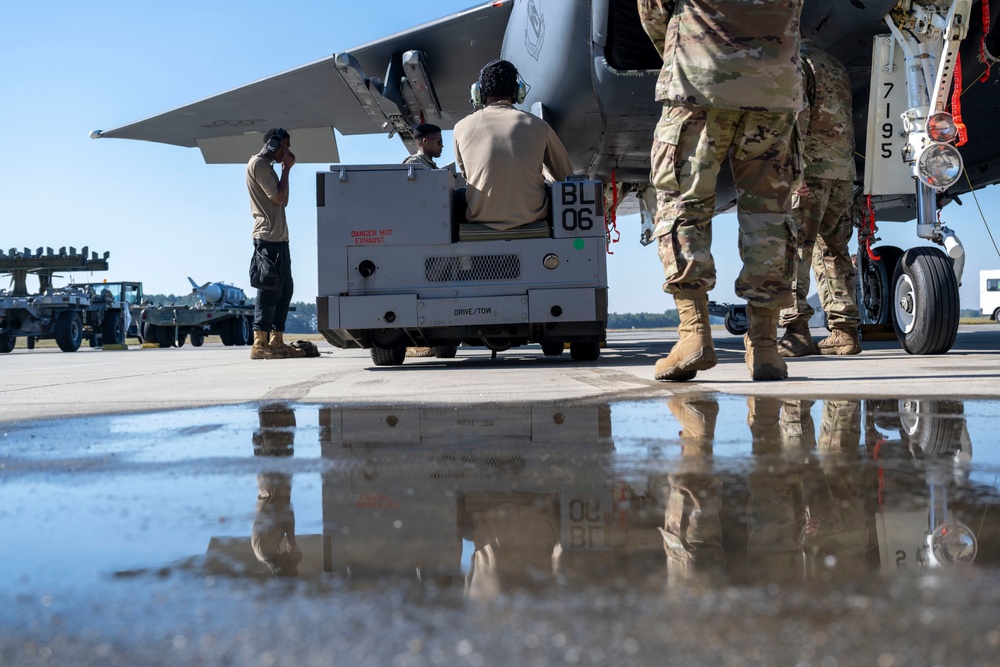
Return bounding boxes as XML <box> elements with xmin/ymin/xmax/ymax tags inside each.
<box><xmin>315</xmin><ymin>164</ymin><xmax>609</xmax><ymax>365</ymax></box>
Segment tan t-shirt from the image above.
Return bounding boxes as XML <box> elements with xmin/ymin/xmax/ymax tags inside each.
<box><xmin>453</xmin><ymin>102</ymin><xmax>574</xmax><ymax>230</ymax></box>
<box><xmin>247</xmin><ymin>155</ymin><xmax>288</xmax><ymax>242</ymax></box>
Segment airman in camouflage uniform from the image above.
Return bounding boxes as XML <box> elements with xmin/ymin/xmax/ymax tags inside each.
<box><xmin>639</xmin><ymin>0</ymin><xmax>804</xmax><ymax>382</ymax></box>
<box><xmin>778</xmin><ymin>40</ymin><xmax>862</xmax><ymax>358</ymax></box>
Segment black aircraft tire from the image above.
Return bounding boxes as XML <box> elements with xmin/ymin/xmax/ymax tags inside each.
<box><xmin>570</xmin><ymin>341</ymin><xmax>601</xmax><ymax>362</ymax></box>
<box><xmin>55</xmin><ymin>310</ymin><xmax>83</xmax><ymax>352</ymax></box>
<box><xmin>0</xmin><ymin>333</ymin><xmax>15</xmax><ymax>353</ymax></box>
<box><xmin>892</xmin><ymin>247</ymin><xmax>959</xmax><ymax>355</ymax></box>
<box><xmin>101</xmin><ymin>311</ymin><xmax>125</xmax><ymax>346</ymax></box>
<box><xmin>724</xmin><ymin>306</ymin><xmax>749</xmax><ymax>335</ymax></box>
<box><xmin>191</xmin><ymin>333</ymin><xmax>205</xmax><ymax>347</ymax></box>
<box><xmin>370</xmin><ymin>346</ymin><xmax>406</xmax><ymax>366</ymax></box>
<box><xmin>898</xmin><ymin>400</ymin><xmax>966</xmax><ymax>457</ymax></box>
<box><xmin>860</xmin><ymin>245</ymin><xmax>903</xmax><ymax>327</ymax></box>
<box><xmin>542</xmin><ymin>341</ymin><xmax>565</xmax><ymax>357</ymax></box>
<box><xmin>432</xmin><ymin>343</ymin><xmax>457</xmax><ymax>359</ymax></box>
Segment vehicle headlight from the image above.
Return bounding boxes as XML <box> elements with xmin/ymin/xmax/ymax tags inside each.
<box><xmin>925</xmin><ymin>112</ymin><xmax>958</xmax><ymax>143</ymax></box>
<box><xmin>916</xmin><ymin>142</ymin><xmax>963</xmax><ymax>189</ymax></box>
<box><xmin>927</xmin><ymin>522</ymin><xmax>977</xmax><ymax>566</ymax></box>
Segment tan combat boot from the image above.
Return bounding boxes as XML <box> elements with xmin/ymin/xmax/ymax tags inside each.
<box><xmin>777</xmin><ymin>319</ymin><xmax>815</xmax><ymax>358</ymax></box>
<box><xmin>816</xmin><ymin>327</ymin><xmax>861</xmax><ymax>355</ymax></box>
<box><xmin>744</xmin><ymin>305</ymin><xmax>788</xmax><ymax>381</ymax></box>
<box><xmin>251</xmin><ymin>330</ymin><xmax>285</xmax><ymax>359</ymax></box>
<box><xmin>269</xmin><ymin>331</ymin><xmax>301</xmax><ymax>358</ymax></box>
<box><xmin>654</xmin><ymin>291</ymin><xmax>717</xmax><ymax>382</ymax></box>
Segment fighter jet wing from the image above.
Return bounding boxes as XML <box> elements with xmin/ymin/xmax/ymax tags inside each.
<box><xmin>93</xmin><ymin>1</ymin><xmax>514</xmax><ymax>163</ymax></box>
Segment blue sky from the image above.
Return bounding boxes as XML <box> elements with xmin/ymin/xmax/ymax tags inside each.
<box><xmin>3</xmin><ymin>1</ymin><xmax>999</xmax><ymax>314</ymax></box>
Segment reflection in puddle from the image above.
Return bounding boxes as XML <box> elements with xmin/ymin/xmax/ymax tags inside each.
<box><xmin>2</xmin><ymin>396</ymin><xmax>999</xmax><ymax>663</ymax></box>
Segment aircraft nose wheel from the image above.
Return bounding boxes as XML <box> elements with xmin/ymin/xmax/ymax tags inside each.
<box><xmin>891</xmin><ymin>247</ymin><xmax>959</xmax><ymax>355</ymax></box>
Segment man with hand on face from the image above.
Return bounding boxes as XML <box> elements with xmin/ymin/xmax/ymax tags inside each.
<box><xmin>404</xmin><ymin>123</ymin><xmax>444</xmax><ymax>169</ymax></box>
<box><xmin>453</xmin><ymin>59</ymin><xmax>574</xmax><ymax>232</ymax></box>
<box><xmin>247</xmin><ymin>127</ymin><xmax>305</xmax><ymax>359</ymax></box>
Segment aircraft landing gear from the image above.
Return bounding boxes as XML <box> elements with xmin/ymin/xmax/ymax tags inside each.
<box><xmin>892</xmin><ymin>247</ymin><xmax>960</xmax><ymax>355</ymax></box>
<box><xmin>858</xmin><ymin>245</ymin><xmax>903</xmax><ymax>328</ymax></box>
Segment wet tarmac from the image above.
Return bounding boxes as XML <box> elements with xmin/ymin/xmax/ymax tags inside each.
<box><xmin>2</xmin><ymin>396</ymin><xmax>999</xmax><ymax>666</ymax></box>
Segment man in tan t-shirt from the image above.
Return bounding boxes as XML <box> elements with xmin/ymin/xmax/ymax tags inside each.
<box><xmin>453</xmin><ymin>60</ymin><xmax>574</xmax><ymax>231</ymax></box>
<box><xmin>246</xmin><ymin>128</ymin><xmax>304</xmax><ymax>359</ymax></box>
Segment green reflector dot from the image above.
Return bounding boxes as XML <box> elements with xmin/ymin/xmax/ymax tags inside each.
<box><xmin>573</xmin><ymin>238</ymin><xmax>585</xmax><ymax>250</ymax></box>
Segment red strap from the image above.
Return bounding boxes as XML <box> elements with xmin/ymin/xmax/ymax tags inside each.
<box><xmin>864</xmin><ymin>195</ymin><xmax>881</xmax><ymax>262</ymax></box>
<box><xmin>951</xmin><ymin>57</ymin><xmax>969</xmax><ymax>146</ymax></box>
<box><xmin>981</xmin><ymin>0</ymin><xmax>992</xmax><ymax>83</ymax></box>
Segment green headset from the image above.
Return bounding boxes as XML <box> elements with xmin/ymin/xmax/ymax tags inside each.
<box><xmin>469</xmin><ymin>60</ymin><xmax>528</xmax><ymax>107</ymax></box>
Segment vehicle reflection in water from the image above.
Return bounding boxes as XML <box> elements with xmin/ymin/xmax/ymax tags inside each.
<box><xmin>191</xmin><ymin>397</ymin><xmax>992</xmax><ymax>595</ymax></box>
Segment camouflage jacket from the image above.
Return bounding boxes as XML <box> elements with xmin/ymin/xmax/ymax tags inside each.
<box><xmin>403</xmin><ymin>153</ymin><xmax>438</xmax><ymax>169</ymax></box>
<box><xmin>638</xmin><ymin>0</ymin><xmax>804</xmax><ymax>113</ymax></box>
<box><xmin>799</xmin><ymin>39</ymin><xmax>856</xmax><ymax>181</ymax></box>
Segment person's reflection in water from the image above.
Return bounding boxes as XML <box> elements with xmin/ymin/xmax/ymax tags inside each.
<box><xmin>251</xmin><ymin>404</ymin><xmax>302</xmax><ymax>577</ymax></box>
<box><xmin>464</xmin><ymin>493</ymin><xmax>561</xmax><ymax>601</ymax></box>
<box><xmin>661</xmin><ymin>395</ymin><xmax>725</xmax><ymax>586</ymax></box>
<box><xmin>746</xmin><ymin>398</ymin><xmax>866</xmax><ymax>581</ymax></box>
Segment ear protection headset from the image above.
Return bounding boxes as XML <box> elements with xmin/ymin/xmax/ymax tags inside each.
<box><xmin>264</xmin><ymin>128</ymin><xmax>288</xmax><ymax>154</ymax></box>
<box><xmin>469</xmin><ymin>60</ymin><xmax>528</xmax><ymax>107</ymax></box>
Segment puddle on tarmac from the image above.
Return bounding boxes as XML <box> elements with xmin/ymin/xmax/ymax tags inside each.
<box><xmin>2</xmin><ymin>396</ymin><xmax>1000</xmax><ymax>665</ymax></box>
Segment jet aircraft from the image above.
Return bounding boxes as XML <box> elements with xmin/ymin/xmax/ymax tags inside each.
<box><xmin>93</xmin><ymin>0</ymin><xmax>1000</xmax><ymax>355</ymax></box>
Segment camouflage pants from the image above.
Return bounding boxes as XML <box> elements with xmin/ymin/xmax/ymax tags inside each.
<box><xmin>651</xmin><ymin>103</ymin><xmax>797</xmax><ymax>308</ymax></box>
<box><xmin>779</xmin><ymin>178</ymin><xmax>860</xmax><ymax>327</ymax></box>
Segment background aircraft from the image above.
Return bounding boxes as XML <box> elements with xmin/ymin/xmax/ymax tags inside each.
<box><xmin>94</xmin><ymin>0</ymin><xmax>1000</xmax><ymax>353</ymax></box>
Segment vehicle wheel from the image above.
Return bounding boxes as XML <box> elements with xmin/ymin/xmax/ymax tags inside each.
<box><xmin>231</xmin><ymin>317</ymin><xmax>251</xmax><ymax>346</ymax></box>
<box><xmin>26</xmin><ymin>336</ymin><xmax>35</xmax><ymax>350</ymax></box>
<box><xmin>542</xmin><ymin>341</ymin><xmax>564</xmax><ymax>357</ymax></box>
<box><xmin>723</xmin><ymin>306</ymin><xmax>748</xmax><ymax>335</ymax></box>
<box><xmin>993</xmin><ymin>308</ymin><xmax>1000</xmax><ymax>322</ymax></box>
<box><xmin>859</xmin><ymin>245</ymin><xmax>903</xmax><ymax>326</ymax></box>
<box><xmin>570</xmin><ymin>341</ymin><xmax>601</xmax><ymax>362</ymax></box>
<box><xmin>218</xmin><ymin>321</ymin><xmax>235</xmax><ymax>346</ymax></box>
<box><xmin>176</xmin><ymin>332</ymin><xmax>188</xmax><ymax>347</ymax></box>
<box><xmin>370</xmin><ymin>345</ymin><xmax>406</xmax><ymax>366</ymax></box>
<box><xmin>143</xmin><ymin>322</ymin><xmax>157</xmax><ymax>344</ymax></box>
<box><xmin>190</xmin><ymin>333</ymin><xmax>205</xmax><ymax>347</ymax></box>
<box><xmin>432</xmin><ymin>343</ymin><xmax>457</xmax><ymax>358</ymax></box>
<box><xmin>101</xmin><ymin>311</ymin><xmax>125</xmax><ymax>346</ymax></box>
<box><xmin>892</xmin><ymin>247</ymin><xmax>959</xmax><ymax>355</ymax></box>
<box><xmin>155</xmin><ymin>325</ymin><xmax>175</xmax><ymax>348</ymax></box>
<box><xmin>0</xmin><ymin>333</ymin><xmax>15</xmax><ymax>353</ymax></box>
<box><xmin>55</xmin><ymin>310</ymin><xmax>83</xmax><ymax>352</ymax></box>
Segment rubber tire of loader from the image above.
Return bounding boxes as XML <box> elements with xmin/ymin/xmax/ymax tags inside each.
<box><xmin>0</xmin><ymin>333</ymin><xmax>15</xmax><ymax>354</ymax></box>
<box><xmin>570</xmin><ymin>341</ymin><xmax>600</xmax><ymax>362</ymax></box>
<box><xmin>55</xmin><ymin>310</ymin><xmax>83</xmax><ymax>352</ymax></box>
<box><xmin>432</xmin><ymin>343</ymin><xmax>458</xmax><ymax>359</ymax></box>
<box><xmin>370</xmin><ymin>345</ymin><xmax>406</xmax><ymax>366</ymax></box>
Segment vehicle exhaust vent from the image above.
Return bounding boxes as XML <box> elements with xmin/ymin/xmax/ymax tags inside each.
<box><xmin>424</xmin><ymin>254</ymin><xmax>521</xmax><ymax>282</ymax></box>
